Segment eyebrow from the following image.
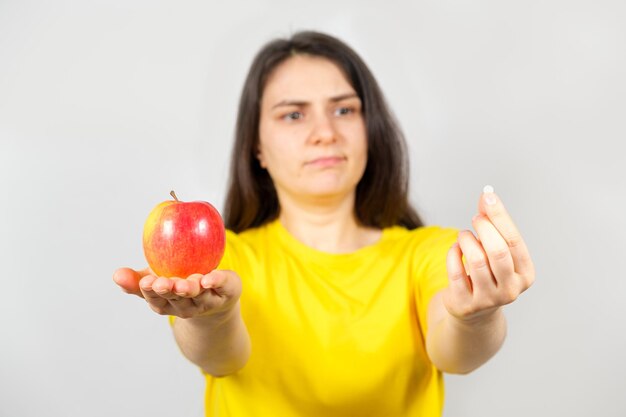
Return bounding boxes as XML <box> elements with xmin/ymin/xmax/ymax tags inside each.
<box><xmin>271</xmin><ymin>93</ymin><xmax>359</xmax><ymax>109</ymax></box>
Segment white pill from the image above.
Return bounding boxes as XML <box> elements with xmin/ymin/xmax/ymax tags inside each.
<box><xmin>483</xmin><ymin>185</ymin><xmax>495</xmax><ymax>194</ymax></box>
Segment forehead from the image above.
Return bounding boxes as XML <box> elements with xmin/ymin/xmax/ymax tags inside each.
<box><xmin>262</xmin><ymin>55</ymin><xmax>355</xmax><ymax>103</ymax></box>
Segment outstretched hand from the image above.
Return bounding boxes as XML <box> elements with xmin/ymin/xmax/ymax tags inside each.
<box><xmin>113</xmin><ymin>267</ymin><xmax>242</xmax><ymax>319</ymax></box>
<box><xmin>443</xmin><ymin>187</ymin><xmax>535</xmax><ymax>322</ymax></box>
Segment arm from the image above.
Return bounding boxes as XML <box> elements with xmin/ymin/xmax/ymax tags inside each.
<box><xmin>173</xmin><ymin>300</ymin><xmax>251</xmax><ymax>377</ymax></box>
<box><xmin>425</xmin><ymin>188</ymin><xmax>535</xmax><ymax>374</ymax></box>
<box><xmin>114</xmin><ymin>268</ymin><xmax>251</xmax><ymax>377</ymax></box>
<box><xmin>426</xmin><ymin>292</ymin><xmax>506</xmax><ymax>374</ymax></box>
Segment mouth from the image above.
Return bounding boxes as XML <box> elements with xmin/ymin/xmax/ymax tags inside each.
<box><xmin>305</xmin><ymin>156</ymin><xmax>346</xmax><ymax>168</ymax></box>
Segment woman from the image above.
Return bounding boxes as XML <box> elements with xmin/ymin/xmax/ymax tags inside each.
<box><xmin>114</xmin><ymin>31</ymin><xmax>535</xmax><ymax>416</ymax></box>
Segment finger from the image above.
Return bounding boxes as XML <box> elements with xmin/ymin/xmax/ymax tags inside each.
<box><xmin>139</xmin><ymin>275</ymin><xmax>173</xmax><ymax>307</ymax></box>
<box><xmin>457</xmin><ymin>230</ymin><xmax>497</xmax><ymax>296</ymax></box>
<box><xmin>145</xmin><ymin>275</ymin><xmax>204</xmax><ymax>317</ymax></box>
<box><xmin>151</xmin><ymin>276</ymin><xmax>186</xmax><ymax>301</ymax></box>
<box><xmin>200</xmin><ymin>270</ymin><xmax>242</xmax><ymax>299</ymax></box>
<box><xmin>443</xmin><ymin>242</ymin><xmax>473</xmax><ymax>317</ymax></box>
<box><xmin>113</xmin><ymin>267</ymin><xmax>152</xmax><ymax>298</ymax></box>
<box><xmin>471</xmin><ymin>214</ymin><xmax>515</xmax><ymax>283</ymax></box>
<box><xmin>172</xmin><ymin>274</ymin><xmax>203</xmax><ymax>298</ymax></box>
<box><xmin>479</xmin><ymin>186</ymin><xmax>534</xmax><ymax>276</ymax></box>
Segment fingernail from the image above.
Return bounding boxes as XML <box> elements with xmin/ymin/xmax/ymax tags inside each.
<box><xmin>483</xmin><ymin>184</ymin><xmax>497</xmax><ymax>205</ymax></box>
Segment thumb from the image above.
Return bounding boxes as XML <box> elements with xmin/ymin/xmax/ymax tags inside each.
<box><xmin>113</xmin><ymin>267</ymin><xmax>153</xmax><ymax>297</ymax></box>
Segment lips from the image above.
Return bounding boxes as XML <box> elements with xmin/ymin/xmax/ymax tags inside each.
<box><xmin>305</xmin><ymin>156</ymin><xmax>346</xmax><ymax>167</ymax></box>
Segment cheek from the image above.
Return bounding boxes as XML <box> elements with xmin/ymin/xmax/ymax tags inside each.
<box><xmin>354</xmin><ymin>126</ymin><xmax>368</xmax><ymax>164</ymax></box>
<box><xmin>355</xmin><ymin>136</ymin><xmax>369</xmax><ymax>180</ymax></box>
<box><xmin>258</xmin><ymin>136</ymin><xmax>300</xmax><ymax>177</ymax></box>
<box><xmin>258</xmin><ymin>125</ymin><xmax>280</xmax><ymax>167</ymax></box>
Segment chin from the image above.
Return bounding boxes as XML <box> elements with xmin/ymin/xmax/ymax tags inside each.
<box><xmin>303</xmin><ymin>183</ymin><xmax>357</xmax><ymax>201</ymax></box>
<box><xmin>280</xmin><ymin>174</ymin><xmax>361</xmax><ymax>202</ymax></box>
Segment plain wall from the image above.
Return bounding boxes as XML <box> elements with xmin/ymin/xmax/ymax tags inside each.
<box><xmin>1</xmin><ymin>0</ymin><xmax>625</xmax><ymax>416</ymax></box>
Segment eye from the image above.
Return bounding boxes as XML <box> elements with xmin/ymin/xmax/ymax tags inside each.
<box><xmin>283</xmin><ymin>111</ymin><xmax>303</xmax><ymax>121</ymax></box>
<box><xmin>335</xmin><ymin>107</ymin><xmax>354</xmax><ymax>116</ymax></box>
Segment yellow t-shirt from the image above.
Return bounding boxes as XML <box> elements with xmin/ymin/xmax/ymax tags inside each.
<box><xmin>204</xmin><ymin>219</ymin><xmax>458</xmax><ymax>417</ymax></box>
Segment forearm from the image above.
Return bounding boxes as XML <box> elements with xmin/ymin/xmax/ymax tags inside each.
<box><xmin>173</xmin><ymin>302</ymin><xmax>251</xmax><ymax>377</ymax></box>
<box><xmin>426</xmin><ymin>307</ymin><xmax>507</xmax><ymax>374</ymax></box>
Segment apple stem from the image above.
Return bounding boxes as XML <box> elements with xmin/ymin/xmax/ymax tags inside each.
<box><xmin>170</xmin><ymin>190</ymin><xmax>179</xmax><ymax>201</ymax></box>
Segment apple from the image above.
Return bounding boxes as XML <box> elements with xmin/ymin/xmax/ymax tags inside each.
<box><xmin>143</xmin><ymin>191</ymin><xmax>226</xmax><ymax>278</ymax></box>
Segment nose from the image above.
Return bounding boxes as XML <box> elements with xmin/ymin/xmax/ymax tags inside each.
<box><xmin>308</xmin><ymin>113</ymin><xmax>336</xmax><ymax>145</ymax></box>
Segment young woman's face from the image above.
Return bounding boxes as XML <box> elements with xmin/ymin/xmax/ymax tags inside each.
<box><xmin>258</xmin><ymin>55</ymin><xmax>367</xmax><ymax>204</ymax></box>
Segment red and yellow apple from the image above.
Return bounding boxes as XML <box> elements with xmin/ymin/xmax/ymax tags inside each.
<box><xmin>143</xmin><ymin>191</ymin><xmax>225</xmax><ymax>278</ymax></box>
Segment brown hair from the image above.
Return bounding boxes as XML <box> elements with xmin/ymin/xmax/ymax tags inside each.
<box><xmin>223</xmin><ymin>31</ymin><xmax>423</xmax><ymax>232</ymax></box>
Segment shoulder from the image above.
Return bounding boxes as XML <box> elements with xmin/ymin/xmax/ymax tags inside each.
<box><xmin>377</xmin><ymin>225</ymin><xmax>459</xmax><ymax>271</ymax></box>
<box><xmin>219</xmin><ymin>222</ymin><xmax>275</xmax><ymax>270</ymax></box>
<box><xmin>224</xmin><ymin>226</ymin><xmax>265</xmax><ymax>251</ymax></box>
<box><xmin>218</xmin><ymin>227</ymin><xmax>259</xmax><ymax>271</ymax></box>
<box><xmin>225</xmin><ymin>222</ymin><xmax>273</xmax><ymax>250</ymax></box>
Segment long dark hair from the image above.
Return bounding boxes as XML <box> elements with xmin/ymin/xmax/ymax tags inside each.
<box><xmin>223</xmin><ymin>31</ymin><xmax>423</xmax><ymax>232</ymax></box>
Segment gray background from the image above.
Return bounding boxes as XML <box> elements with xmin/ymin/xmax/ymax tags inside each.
<box><xmin>1</xmin><ymin>0</ymin><xmax>624</xmax><ymax>416</ymax></box>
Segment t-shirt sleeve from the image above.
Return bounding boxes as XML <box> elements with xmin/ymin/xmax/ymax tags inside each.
<box><xmin>413</xmin><ymin>227</ymin><xmax>459</xmax><ymax>338</ymax></box>
<box><xmin>216</xmin><ymin>229</ymin><xmax>240</xmax><ymax>271</ymax></box>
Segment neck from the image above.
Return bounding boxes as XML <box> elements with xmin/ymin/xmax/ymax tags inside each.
<box><xmin>277</xmin><ymin>191</ymin><xmax>381</xmax><ymax>254</ymax></box>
